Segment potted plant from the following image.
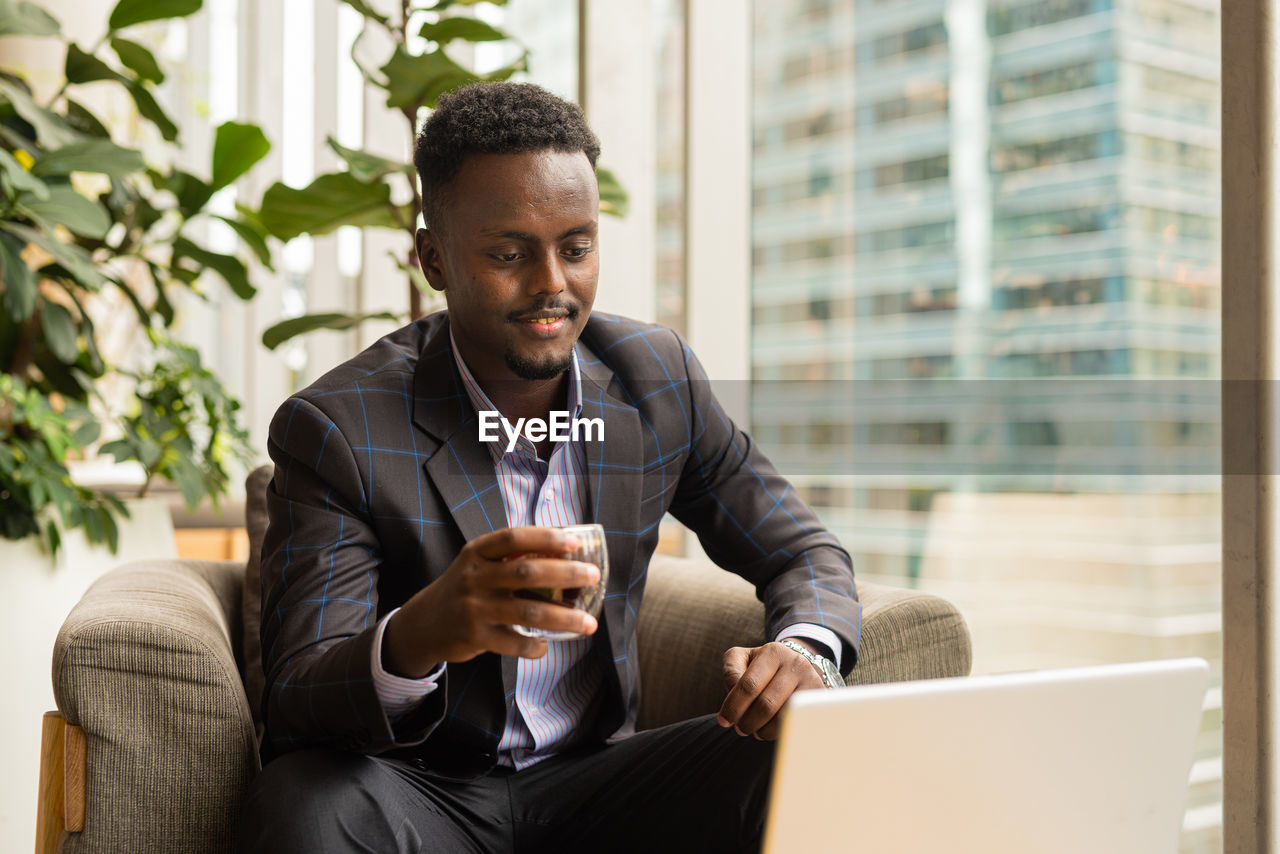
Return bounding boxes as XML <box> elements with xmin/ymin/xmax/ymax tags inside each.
<box><xmin>253</xmin><ymin>0</ymin><xmax>628</xmax><ymax>351</ymax></box>
<box><xmin>0</xmin><ymin>0</ymin><xmax>271</xmax><ymax>559</ymax></box>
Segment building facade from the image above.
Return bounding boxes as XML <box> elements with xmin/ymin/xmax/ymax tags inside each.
<box><xmin>748</xmin><ymin>0</ymin><xmax>1221</xmax><ymax>849</ymax></box>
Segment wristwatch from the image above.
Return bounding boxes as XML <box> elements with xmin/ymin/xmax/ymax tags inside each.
<box><xmin>779</xmin><ymin>639</ymin><xmax>845</xmax><ymax>689</ymax></box>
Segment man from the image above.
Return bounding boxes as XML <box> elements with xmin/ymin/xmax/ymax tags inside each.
<box><xmin>239</xmin><ymin>82</ymin><xmax>861</xmax><ymax>853</ymax></box>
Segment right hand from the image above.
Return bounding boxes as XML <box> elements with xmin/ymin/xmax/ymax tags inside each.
<box><xmin>381</xmin><ymin>526</ymin><xmax>601</xmax><ymax>678</ymax></box>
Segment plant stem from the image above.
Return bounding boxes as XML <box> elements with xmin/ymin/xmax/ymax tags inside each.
<box><xmin>8</xmin><ymin>312</ymin><xmax>39</xmax><ymax>379</ymax></box>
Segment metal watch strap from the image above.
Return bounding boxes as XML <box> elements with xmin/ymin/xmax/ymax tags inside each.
<box><xmin>779</xmin><ymin>639</ymin><xmax>841</xmax><ymax>688</ymax></box>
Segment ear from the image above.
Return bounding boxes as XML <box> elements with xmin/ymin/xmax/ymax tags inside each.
<box><xmin>415</xmin><ymin>227</ymin><xmax>448</xmax><ymax>293</ymax></box>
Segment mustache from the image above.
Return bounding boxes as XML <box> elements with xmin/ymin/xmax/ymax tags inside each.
<box><xmin>506</xmin><ymin>302</ymin><xmax>580</xmax><ymax>322</ymax></box>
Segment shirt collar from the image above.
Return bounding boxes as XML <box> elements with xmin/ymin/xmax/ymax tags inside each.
<box><xmin>448</xmin><ymin>326</ymin><xmax>583</xmax><ymax>457</ymax></box>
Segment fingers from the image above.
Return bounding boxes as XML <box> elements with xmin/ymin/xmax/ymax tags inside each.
<box><xmin>718</xmin><ymin>643</ymin><xmax>816</xmax><ymax>739</ymax></box>
<box><xmin>472</xmin><ymin>526</ymin><xmax>580</xmax><ymax>561</ymax></box>
<box><xmin>481</xmin><ymin>627</ymin><xmax>552</xmax><ymax>660</ymax></box>
<box><xmin>488</xmin><ymin>595</ymin><xmax>599</xmax><ymax>638</ymax></box>
<box><xmin>489</xmin><ymin>556</ymin><xmax>601</xmax><ymax>591</ymax></box>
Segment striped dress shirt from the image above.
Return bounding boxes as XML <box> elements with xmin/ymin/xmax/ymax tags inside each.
<box><xmin>369</xmin><ymin>332</ymin><xmax>841</xmax><ymax>769</ymax></box>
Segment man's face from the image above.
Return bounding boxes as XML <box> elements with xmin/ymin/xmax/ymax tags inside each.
<box><xmin>416</xmin><ymin>149</ymin><xmax>599</xmax><ymax>384</ymax></box>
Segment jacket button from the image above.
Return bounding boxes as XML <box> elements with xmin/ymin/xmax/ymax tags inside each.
<box><xmin>410</xmin><ymin>758</ymin><xmax>426</xmax><ymax>770</ymax></box>
<box><xmin>480</xmin><ymin>752</ymin><xmax>496</xmax><ymax>763</ymax></box>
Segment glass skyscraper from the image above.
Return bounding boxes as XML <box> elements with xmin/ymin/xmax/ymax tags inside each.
<box><xmin>749</xmin><ymin>0</ymin><xmax>1221</xmax><ymax>850</ymax></box>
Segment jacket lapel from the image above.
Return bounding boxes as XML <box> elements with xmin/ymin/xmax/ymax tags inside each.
<box><xmin>577</xmin><ymin>342</ymin><xmax>643</xmax><ymax>724</ymax></box>
<box><xmin>412</xmin><ymin>321</ymin><xmax>508</xmax><ymax>545</ymax></box>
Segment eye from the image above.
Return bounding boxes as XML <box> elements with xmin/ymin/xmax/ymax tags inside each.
<box><xmin>491</xmin><ymin>252</ymin><xmax>522</xmax><ymax>263</ymax></box>
<box><xmin>563</xmin><ymin>246</ymin><xmax>593</xmax><ymax>259</ymax></box>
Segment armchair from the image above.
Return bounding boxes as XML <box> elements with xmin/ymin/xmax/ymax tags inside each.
<box><xmin>37</xmin><ymin>475</ymin><xmax>971</xmax><ymax>853</ymax></box>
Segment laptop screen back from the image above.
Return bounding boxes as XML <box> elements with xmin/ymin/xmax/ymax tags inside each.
<box><xmin>763</xmin><ymin>658</ymin><xmax>1209</xmax><ymax>854</ymax></box>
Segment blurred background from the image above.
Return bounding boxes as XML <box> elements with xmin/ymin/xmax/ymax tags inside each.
<box><xmin>5</xmin><ymin>0</ymin><xmax>1222</xmax><ymax>850</ymax></box>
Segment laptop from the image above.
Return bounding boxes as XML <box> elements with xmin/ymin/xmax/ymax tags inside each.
<box><xmin>763</xmin><ymin>658</ymin><xmax>1210</xmax><ymax>854</ymax></box>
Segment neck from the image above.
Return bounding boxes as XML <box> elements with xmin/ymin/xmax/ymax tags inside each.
<box><xmin>482</xmin><ymin>372</ymin><xmax>568</xmax><ymax>425</ymax></box>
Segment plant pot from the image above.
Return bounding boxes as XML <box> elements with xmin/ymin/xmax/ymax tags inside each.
<box><xmin>0</xmin><ymin>496</ymin><xmax>176</xmax><ymax>850</ymax></box>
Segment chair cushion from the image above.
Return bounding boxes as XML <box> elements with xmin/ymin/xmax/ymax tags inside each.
<box><xmin>241</xmin><ymin>464</ymin><xmax>273</xmax><ymax>742</ymax></box>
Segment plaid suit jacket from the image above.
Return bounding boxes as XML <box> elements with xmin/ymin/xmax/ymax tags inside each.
<box><xmin>260</xmin><ymin>311</ymin><xmax>861</xmax><ymax>778</ymax></box>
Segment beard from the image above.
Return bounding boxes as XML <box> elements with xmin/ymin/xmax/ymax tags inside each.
<box><xmin>504</xmin><ymin>348</ymin><xmax>572</xmax><ymax>381</ymax></box>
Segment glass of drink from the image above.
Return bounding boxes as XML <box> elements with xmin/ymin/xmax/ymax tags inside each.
<box><xmin>510</xmin><ymin>523</ymin><xmax>609</xmax><ymax>641</ymax></box>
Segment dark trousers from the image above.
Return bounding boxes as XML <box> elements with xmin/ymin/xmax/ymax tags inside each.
<box><xmin>236</xmin><ymin>714</ymin><xmax>775</xmax><ymax>854</ymax></box>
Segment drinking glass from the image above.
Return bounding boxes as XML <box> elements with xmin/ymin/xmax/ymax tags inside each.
<box><xmin>510</xmin><ymin>523</ymin><xmax>609</xmax><ymax>641</ymax></box>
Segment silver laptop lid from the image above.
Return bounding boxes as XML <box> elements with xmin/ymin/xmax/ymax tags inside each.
<box><xmin>764</xmin><ymin>658</ymin><xmax>1209</xmax><ymax>854</ymax></box>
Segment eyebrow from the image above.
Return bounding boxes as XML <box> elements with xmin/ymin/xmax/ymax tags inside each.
<box><xmin>479</xmin><ymin>223</ymin><xmax>597</xmax><ymax>241</ymax></box>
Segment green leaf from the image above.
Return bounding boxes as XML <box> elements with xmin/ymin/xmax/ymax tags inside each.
<box><xmin>32</xmin><ymin>138</ymin><xmax>145</xmax><ymax>178</ymax></box>
<box><xmin>0</xmin><ymin>80</ymin><xmax>80</xmax><ymax>148</ymax></box>
<box><xmin>64</xmin><ymin>100</ymin><xmax>111</xmax><ymax>138</ymax></box>
<box><xmin>97</xmin><ymin>505</ymin><xmax>120</xmax><ymax>553</ymax></box>
<box><xmin>597</xmin><ymin>165</ymin><xmax>629</xmax><ymax>218</ymax></box>
<box><xmin>418</xmin><ymin>17</ymin><xmax>509</xmax><ymax>45</ymax></box>
<box><xmin>0</xmin><ymin>0</ymin><xmax>59</xmax><ymax>37</ymax></box>
<box><xmin>380</xmin><ymin>45</ymin><xmax>478</xmax><ymax>111</ymax></box>
<box><xmin>335</xmin><ymin>0</ymin><xmax>388</xmax><ymax>25</ymax></box>
<box><xmin>100</xmin><ymin>438</ymin><xmax>132</xmax><ymax>463</ymax></box>
<box><xmin>172</xmin><ymin>236</ymin><xmax>255</xmax><ymax>299</ymax></box>
<box><xmin>262</xmin><ymin>311</ymin><xmax>402</xmax><ymax>350</ymax></box>
<box><xmin>65</xmin><ymin>43</ymin><xmax>121</xmax><ymax>85</ymax></box>
<box><xmin>211</xmin><ymin>214</ymin><xmax>274</xmax><ymax>270</ymax></box>
<box><xmin>0</xmin><ymin>147</ymin><xmax>50</xmax><ymax>200</ymax></box>
<box><xmin>0</xmin><ymin>231</ymin><xmax>36</xmax><ymax>321</ymax></box>
<box><xmin>480</xmin><ymin>52</ymin><xmax>527</xmax><ymax>84</ymax></box>
<box><xmin>210</xmin><ymin>120</ymin><xmax>269</xmax><ymax>190</ymax></box>
<box><xmin>325</xmin><ymin>136</ymin><xmax>414</xmax><ymax>183</ymax></box>
<box><xmin>125</xmin><ymin>80</ymin><xmax>178</xmax><ymax>141</ymax></box>
<box><xmin>0</xmin><ymin>222</ymin><xmax>105</xmax><ymax>290</ymax></box>
<box><xmin>425</xmin><ymin>0</ymin><xmax>509</xmax><ymax>10</ymax></box>
<box><xmin>108</xmin><ymin>0</ymin><xmax>201</xmax><ymax>30</ymax></box>
<box><xmin>165</xmin><ymin>169</ymin><xmax>213</xmax><ymax>216</ymax></box>
<box><xmin>110</xmin><ymin>36</ymin><xmax>165</xmax><ymax>83</ymax></box>
<box><xmin>72</xmin><ymin>419</ymin><xmax>100</xmax><ymax>446</ymax></box>
<box><xmin>20</xmin><ymin>185</ymin><xmax>111</xmax><ymax>239</ymax></box>
<box><xmin>390</xmin><ymin>250</ymin><xmax>429</xmax><ymax>295</ymax></box>
<box><xmin>39</xmin><ymin>301</ymin><xmax>79</xmax><ymax>363</ymax></box>
<box><xmin>108</xmin><ymin>276</ymin><xmax>152</xmax><ymax>324</ymax></box>
<box><xmin>259</xmin><ymin>172</ymin><xmax>398</xmax><ymax>241</ymax></box>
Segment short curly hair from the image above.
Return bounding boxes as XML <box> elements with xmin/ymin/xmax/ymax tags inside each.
<box><xmin>413</xmin><ymin>81</ymin><xmax>601</xmax><ymax>232</ymax></box>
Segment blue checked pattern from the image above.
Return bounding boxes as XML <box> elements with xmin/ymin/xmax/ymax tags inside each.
<box><xmin>258</xmin><ymin>311</ymin><xmax>862</xmax><ymax>776</ymax></box>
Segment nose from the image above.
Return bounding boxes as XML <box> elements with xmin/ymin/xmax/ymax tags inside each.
<box><xmin>527</xmin><ymin>249</ymin><xmax>567</xmax><ymax>296</ymax></box>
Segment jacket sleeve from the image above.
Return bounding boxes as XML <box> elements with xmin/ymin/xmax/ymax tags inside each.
<box><xmin>666</xmin><ymin>334</ymin><xmax>863</xmax><ymax>670</ymax></box>
<box><xmin>259</xmin><ymin>395</ymin><xmax>449</xmax><ymax>756</ymax></box>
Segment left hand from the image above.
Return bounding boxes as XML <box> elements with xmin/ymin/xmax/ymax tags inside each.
<box><xmin>717</xmin><ymin>640</ymin><xmax>826</xmax><ymax>741</ymax></box>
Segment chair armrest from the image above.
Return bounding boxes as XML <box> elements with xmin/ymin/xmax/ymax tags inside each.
<box><xmin>52</xmin><ymin>559</ymin><xmax>258</xmax><ymax>854</ymax></box>
<box><xmin>849</xmin><ymin>580</ymin><xmax>973</xmax><ymax>685</ymax></box>
<box><xmin>635</xmin><ymin>556</ymin><xmax>971</xmax><ymax>730</ymax></box>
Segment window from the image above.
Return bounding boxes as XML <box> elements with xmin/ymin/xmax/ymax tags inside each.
<box><xmin>988</xmin><ymin>0</ymin><xmax>1110</xmax><ymax>38</ymax></box>
<box><xmin>995</xmin><ymin>206</ymin><xmax>1119</xmax><ymax>241</ymax></box>
<box><xmin>857</xmin><ymin>286</ymin><xmax>959</xmax><ymax>316</ymax></box>
<box><xmin>857</xmin><ymin>220</ymin><xmax>956</xmax><ymax>253</ymax></box>
<box><xmin>864</xmin><ymin>22</ymin><xmax>948</xmax><ymax>64</ymax></box>
<box><xmin>991</xmin><ymin>130</ymin><xmax>1117</xmax><ymax>173</ymax></box>
<box><xmin>864</xmin><ymin>83</ymin><xmax>949</xmax><ymax>126</ymax></box>
<box><xmin>992</xmin><ymin>60</ymin><xmax>1112</xmax><ymax>105</ymax></box>
<box><xmin>863</xmin><ymin>153</ymin><xmax>950</xmax><ymax>189</ymax></box>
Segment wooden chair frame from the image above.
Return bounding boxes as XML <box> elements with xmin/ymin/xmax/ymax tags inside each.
<box><xmin>36</xmin><ymin>711</ymin><xmax>85</xmax><ymax>854</ymax></box>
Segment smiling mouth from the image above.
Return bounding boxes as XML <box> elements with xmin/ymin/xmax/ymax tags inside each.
<box><xmin>509</xmin><ymin>304</ymin><xmax>578</xmax><ymax>325</ymax></box>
